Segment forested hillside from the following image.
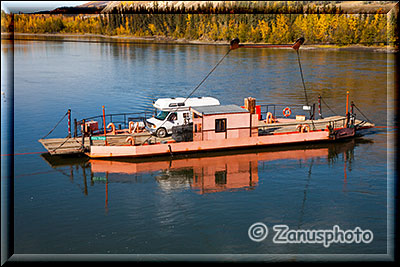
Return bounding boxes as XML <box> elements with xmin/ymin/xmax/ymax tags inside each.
<box><xmin>1</xmin><ymin>1</ymin><xmax>398</xmax><ymax>46</ymax></box>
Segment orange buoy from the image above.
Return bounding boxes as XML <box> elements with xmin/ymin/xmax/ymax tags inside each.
<box><xmin>266</xmin><ymin>112</ymin><xmax>275</xmax><ymax>124</ymax></box>
<box><xmin>125</xmin><ymin>136</ymin><xmax>135</xmax><ymax>145</ymax></box>
<box><xmin>136</xmin><ymin>122</ymin><xmax>143</xmax><ymax>133</ymax></box>
<box><xmin>107</xmin><ymin>123</ymin><xmax>116</xmax><ymax>135</ymax></box>
<box><xmin>128</xmin><ymin>121</ymin><xmax>136</xmax><ymax>134</ymax></box>
<box><xmin>283</xmin><ymin>107</ymin><xmax>291</xmax><ymax>117</ymax></box>
<box><xmin>296</xmin><ymin>124</ymin><xmax>303</xmax><ymax>132</ymax></box>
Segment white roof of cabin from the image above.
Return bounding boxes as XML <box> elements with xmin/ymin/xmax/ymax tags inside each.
<box><xmin>153</xmin><ymin>97</ymin><xmax>220</xmax><ymax>111</ymax></box>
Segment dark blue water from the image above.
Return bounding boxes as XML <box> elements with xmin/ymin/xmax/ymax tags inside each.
<box><xmin>2</xmin><ymin>38</ymin><xmax>395</xmax><ymax>258</ymax></box>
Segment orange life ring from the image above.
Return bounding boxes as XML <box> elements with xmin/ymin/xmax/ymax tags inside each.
<box><xmin>107</xmin><ymin>123</ymin><xmax>116</xmax><ymax>135</ymax></box>
<box><xmin>283</xmin><ymin>107</ymin><xmax>291</xmax><ymax>117</ymax></box>
<box><xmin>136</xmin><ymin>123</ymin><xmax>143</xmax><ymax>133</ymax></box>
<box><xmin>296</xmin><ymin>124</ymin><xmax>303</xmax><ymax>132</ymax></box>
<box><xmin>128</xmin><ymin>121</ymin><xmax>136</xmax><ymax>134</ymax></box>
<box><xmin>125</xmin><ymin>136</ymin><xmax>135</xmax><ymax>145</ymax></box>
<box><xmin>266</xmin><ymin>112</ymin><xmax>275</xmax><ymax>124</ymax></box>
<box><xmin>301</xmin><ymin>124</ymin><xmax>310</xmax><ymax>133</ymax></box>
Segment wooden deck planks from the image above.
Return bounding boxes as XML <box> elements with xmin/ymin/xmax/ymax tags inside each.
<box><xmin>39</xmin><ymin>132</ymin><xmax>171</xmax><ymax>155</ymax></box>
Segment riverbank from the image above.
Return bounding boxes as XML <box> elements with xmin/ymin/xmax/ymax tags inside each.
<box><xmin>2</xmin><ymin>32</ymin><xmax>398</xmax><ymax>53</ymax></box>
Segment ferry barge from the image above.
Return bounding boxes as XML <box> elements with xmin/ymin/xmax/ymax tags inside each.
<box><xmin>39</xmin><ymin>94</ymin><xmax>373</xmax><ymax>158</ymax></box>
<box><xmin>38</xmin><ymin>38</ymin><xmax>374</xmax><ymax>158</ymax></box>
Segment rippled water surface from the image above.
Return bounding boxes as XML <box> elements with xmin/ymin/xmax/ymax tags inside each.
<box><xmin>2</xmin><ymin>38</ymin><xmax>395</xmax><ymax>258</ymax></box>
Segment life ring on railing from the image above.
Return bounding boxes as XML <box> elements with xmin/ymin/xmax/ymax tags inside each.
<box><xmin>283</xmin><ymin>107</ymin><xmax>291</xmax><ymax>117</ymax></box>
<box><xmin>136</xmin><ymin>122</ymin><xmax>143</xmax><ymax>133</ymax></box>
<box><xmin>128</xmin><ymin>121</ymin><xmax>136</xmax><ymax>134</ymax></box>
<box><xmin>301</xmin><ymin>124</ymin><xmax>310</xmax><ymax>133</ymax></box>
<box><xmin>129</xmin><ymin>121</ymin><xmax>142</xmax><ymax>133</ymax></box>
<box><xmin>266</xmin><ymin>112</ymin><xmax>275</xmax><ymax>124</ymax></box>
<box><xmin>296</xmin><ymin>124</ymin><xmax>303</xmax><ymax>132</ymax></box>
<box><xmin>126</xmin><ymin>136</ymin><xmax>135</xmax><ymax>145</ymax></box>
<box><xmin>107</xmin><ymin>123</ymin><xmax>116</xmax><ymax>135</ymax></box>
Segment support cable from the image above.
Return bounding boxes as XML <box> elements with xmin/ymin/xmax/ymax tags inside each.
<box><xmin>353</xmin><ymin>103</ymin><xmax>372</xmax><ymax>123</ymax></box>
<box><xmin>140</xmin><ymin>47</ymin><xmax>232</xmax><ymax>145</ymax></box>
<box><xmin>295</xmin><ymin>47</ymin><xmax>316</xmax><ymax>130</ymax></box>
<box><xmin>320</xmin><ymin>96</ymin><xmax>339</xmax><ymax>116</ymax></box>
<box><xmin>41</xmin><ymin>111</ymin><xmax>68</xmax><ymax>139</ymax></box>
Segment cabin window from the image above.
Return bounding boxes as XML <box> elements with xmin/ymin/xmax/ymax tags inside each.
<box><xmin>169</xmin><ymin>102</ymin><xmax>185</xmax><ymax>107</ymax></box>
<box><xmin>215</xmin><ymin>118</ymin><xmax>227</xmax><ymax>133</ymax></box>
<box><xmin>194</xmin><ymin>123</ymin><xmax>202</xmax><ymax>133</ymax></box>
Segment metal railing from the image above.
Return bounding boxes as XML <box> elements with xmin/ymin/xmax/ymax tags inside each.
<box><xmin>74</xmin><ymin>111</ymin><xmax>154</xmax><ymax>137</ymax></box>
<box><xmin>257</xmin><ymin>103</ymin><xmax>316</xmax><ymax>120</ymax></box>
<box><xmin>256</xmin><ymin>115</ymin><xmax>347</xmax><ymax>136</ymax></box>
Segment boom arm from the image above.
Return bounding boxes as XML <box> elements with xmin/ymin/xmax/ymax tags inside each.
<box><xmin>230</xmin><ymin>37</ymin><xmax>305</xmax><ymax>51</ymax></box>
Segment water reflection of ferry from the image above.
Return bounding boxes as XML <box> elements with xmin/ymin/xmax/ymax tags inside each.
<box><xmin>41</xmin><ymin>137</ymin><xmax>372</xmax><ymax>196</ymax></box>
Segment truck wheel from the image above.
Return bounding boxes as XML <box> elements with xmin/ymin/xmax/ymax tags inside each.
<box><xmin>156</xmin><ymin>127</ymin><xmax>167</xmax><ymax>138</ymax></box>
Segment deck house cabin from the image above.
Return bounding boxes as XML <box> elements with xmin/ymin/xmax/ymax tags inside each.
<box><xmin>190</xmin><ymin>104</ymin><xmax>259</xmax><ymax>141</ymax></box>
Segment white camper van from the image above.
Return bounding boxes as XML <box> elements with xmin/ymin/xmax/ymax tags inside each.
<box><xmin>145</xmin><ymin>97</ymin><xmax>220</xmax><ymax>138</ymax></box>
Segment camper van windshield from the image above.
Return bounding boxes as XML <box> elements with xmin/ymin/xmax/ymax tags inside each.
<box><xmin>155</xmin><ymin>110</ymin><xmax>169</xmax><ymax>120</ymax></box>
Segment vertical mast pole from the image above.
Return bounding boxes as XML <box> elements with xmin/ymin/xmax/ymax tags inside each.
<box><xmin>67</xmin><ymin>109</ymin><xmax>71</xmax><ymax>138</ymax></box>
<box><xmin>102</xmin><ymin>105</ymin><xmax>108</xmax><ymax>146</ymax></box>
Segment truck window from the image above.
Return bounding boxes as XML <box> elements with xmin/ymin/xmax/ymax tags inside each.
<box><xmin>168</xmin><ymin>112</ymin><xmax>177</xmax><ymax>121</ymax></box>
<box><xmin>183</xmin><ymin>112</ymin><xmax>190</xmax><ymax>124</ymax></box>
<box><xmin>155</xmin><ymin>111</ymin><xmax>169</xmax><ymax>120</ymax></box>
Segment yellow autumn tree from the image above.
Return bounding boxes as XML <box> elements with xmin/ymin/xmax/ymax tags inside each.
<box><xmin>218</xmin><ymin>23</ymin><xmax>229</xmax><ymax>40</ymax></box>
<box><xmin>270</xmin><ymin>14</ymin><xmax>290</xmax><ymax>43</ymax></box>
<box><xmin>304</xmin><ymin>14</ymin><xmax>319</xmax><ymax>43</ymax></box>
<box><xmin>238</xmin><ymin>21</ymin><xmax>248</xmax><ymax>42</ymax></box>
<box><xmin>291</xmin><ymin>15</ymin><xmax>303</xmax><ymax>41</ymax></box>
<box><xmin>328</xmin><ymin>14</ymin><xmax>339</xmax><ymax>43</ymax></box>
<box><xmin>248</xmin><ymin>24</ymin><xmax>262</xmax><ymax>43</ymax></box>
<box><xmin>315</xmin><ymin>14</ymin><xmax>330</xmax><ymax>43</ymax></box>
<box><xmin>148</xmin><ymin>23</ymin><xmax>157</xmax><ymax>35</ymax></box>
<box><xmin>347</xmin><ymin>15</ymin><xmax>361</xmax><ymax>44</ymax></box>
<box><xmin>258</xmin><ymin>20</ymin><xmax>270</xmax><ymax>43</ymax></box>
<box><xmin>208</xmin><ymin>21</ymin><xmax>219</xmax><ymax>41</ymax></box>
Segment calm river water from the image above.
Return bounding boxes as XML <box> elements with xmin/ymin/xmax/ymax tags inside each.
<box><xmin>1</xmin><ymin>36</ymin><xmax>395</xmax><ymax>259</ymax></box>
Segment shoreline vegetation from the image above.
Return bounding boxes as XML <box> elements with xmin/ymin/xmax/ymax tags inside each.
<box><xmin>1</xmin><ymin>2</ymin><xmax>398</xmax><ymax>52</ymax></box>
<box><xmin>2</xmin><ymin>32</ymin><xmax>396</xmax><ymax>53</ymax></box>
